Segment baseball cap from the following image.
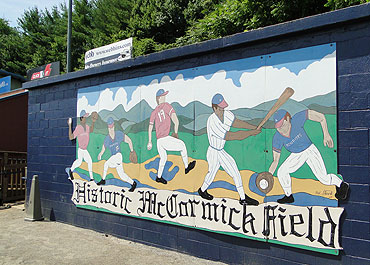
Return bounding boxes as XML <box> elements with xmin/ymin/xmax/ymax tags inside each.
<box><xmin>274</xmin><ymin>109</ymin><xmax>288</xmax><ymax>128</ymax></box>
<box><xmin>211</xmin><ymin>93</ymin><xmax>228</xmax><ymax>108</ymax></box>
<box><xmin>156</xmin><ymin>89</ymin><xmax>169</xmax><ymax>97</ymax></box>
<box><xmin>80</xmin><ymin>110</ymin><xmax>89</xmax><ymax>118</ymax></box>
<box><xmin>107</xmin><ymin>117</ymin><xmax>115</xmax><ymax>128</ymax></box>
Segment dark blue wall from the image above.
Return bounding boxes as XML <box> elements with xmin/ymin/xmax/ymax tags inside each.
<box><xmin>25</xmin><ymin>4</ymin><xmax>370</xmax><ymax>264</ymax></box>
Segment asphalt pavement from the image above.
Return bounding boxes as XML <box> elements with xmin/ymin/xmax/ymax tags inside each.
<box><xmin>0</xmin><ymin>202</ymin><xmax>226</xmax><ymax>265</ymax></box>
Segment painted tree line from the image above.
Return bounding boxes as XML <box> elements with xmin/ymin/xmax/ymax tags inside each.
<box><xmin>0</xmin><ymin>0</ymin><xmax>368</xmax><ymax>76</ymax></box>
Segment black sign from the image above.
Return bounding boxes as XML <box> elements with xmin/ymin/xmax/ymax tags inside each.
<box><xmin>27</xmin><ymin>62</ymin><xmax>60</xmax><ymax>81</ymax></box>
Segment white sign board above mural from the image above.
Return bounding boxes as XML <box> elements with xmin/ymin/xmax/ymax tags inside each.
<box><xmin>84</xmin><ymin>38</ymin><xmax>133</xmax><ymax>69</ymax></box>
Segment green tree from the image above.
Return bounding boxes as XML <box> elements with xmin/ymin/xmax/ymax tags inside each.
<box><xmin>3</xmin><ymin>0</ymin><xmax>370</xmax><ymax>76</ymax></box>
<box><xmin>183</xmin><ymin>0</ymin><xmax>222</xmax><ymax>23</ymax></box>
<box><xmin>176</xmin><ymin>0</ymin><xmax>330</xmax><ymax>46</ymax></box>
<box><xmin>325</xmin><ymin>0</ymin><xmax>369</xmax><ymax>9</ymax></box>
<box><xmin>0</xmin><ymin>18</ymin><xmax>27</xmax><ymax>74</ymax></box>
<box><xmin>72</xmin><ymin>0</ymin><xmax>95</xmax><ymax>70</ymax></box>
<box><xmin>128</xmin><ymin>0</ymin><xmax>189</xmax><ymax>43</ymax></box>
<box><xmin>91</xmin><ymin>0</ymin><xmax>132</xmax><ymax>46</ymax></box>
<box><xmin>18</xmin><ymin>6</ymin><xmax>67</xmax><ymax>71</ymax></box>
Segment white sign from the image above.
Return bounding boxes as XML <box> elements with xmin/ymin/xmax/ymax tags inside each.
<box><xmin>84</xmin><ymin>38</ymin><xmax>133</xmax><ymax>69</ymax></box>
<box><xmin>71</xmin><ymin>179</ymin><xmax>344</xmax><ymax>252</ymax></box>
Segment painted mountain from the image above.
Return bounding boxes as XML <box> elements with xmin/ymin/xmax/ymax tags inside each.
<box><xmin>300</xmin><ymin>91</ymin><xmax>336</xmax><ymax>114</ymax></box>
<box><xmin>89</xmin><ymin>91</ymin><xmax>336</xmax><ymax>135</ymax></box>
<box><xmin>99</xmin><ymin>100</ymin><xmax>153</xmax><ymax>123</ymax></box>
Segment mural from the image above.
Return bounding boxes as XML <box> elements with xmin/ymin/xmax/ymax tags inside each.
<box><xmin>67</xmin><ymin>43</ymin><xmax>349</xmax><ymax>255</ymax></box>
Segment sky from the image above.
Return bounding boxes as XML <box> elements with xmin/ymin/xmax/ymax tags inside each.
<box><xmin>77</xmin><ymin>43</ymin><xmax>337</xmax><ymax>116</ymax></box>
<box><xmin>1</xmin><ymin>0</ymin><xmax>67</xmax><ymax>27</ymax></box>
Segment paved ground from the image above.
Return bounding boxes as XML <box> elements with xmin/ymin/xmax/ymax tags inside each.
<box><xmin>0</xmin><ymin>203</ymin><xmax>225</xmax><ymax>265</ymax></box>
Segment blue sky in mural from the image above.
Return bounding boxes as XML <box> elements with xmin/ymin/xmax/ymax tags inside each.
<box><xmin>266</xmin><ymin>43</ymin><xmax>336</xmax><ymax>75</ymax></box>
<box><xmin>79</xmin><ymin>85</ymin><xmax>102</xmax><ymax>107</ymax></box>
<box><xmin>78</xmin><ymin>43</ymin><xmax>335</xmax><ymax>106</ymax></box>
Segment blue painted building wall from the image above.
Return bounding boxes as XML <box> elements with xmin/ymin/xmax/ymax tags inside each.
<box><xmin>24</xmin><ymin>4</ymin><xmax>370</xmax><ymax>264</ymax></box>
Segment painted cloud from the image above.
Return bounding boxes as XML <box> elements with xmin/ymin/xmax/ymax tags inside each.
<box><xmin>77</xmin><ymin>50</ymin><xmax>336</xmax><ymax>115</ymax></box>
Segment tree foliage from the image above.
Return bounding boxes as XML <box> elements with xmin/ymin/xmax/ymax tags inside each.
<box><xmin>0</xmin><ymin>18</ymin><xmax>27</xmax><ymax>74</ymax></box>
<box><xmin>325</xmin><ymin>0</ymin><xmax>369</xmax><ymax>9</ymax></box>
<box><xmin>0</xmin><ymin>0</ymin><xmax>369</xmax><ymax>76</ymax></box>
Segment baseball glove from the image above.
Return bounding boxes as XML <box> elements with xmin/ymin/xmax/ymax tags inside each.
<box><xmin>171</xmin><ymin>132</ymin><xmax>179</xmax><ymax>139</ymax></box>
<box><xmin>256</xmin><ymin>171</ymin><xmax>274</xmax><ymax>194</ymax></box>
<box><xmin>129</xmin><ymin>150</ymin><xmax>138</xmax><ymax>164</ymax></box>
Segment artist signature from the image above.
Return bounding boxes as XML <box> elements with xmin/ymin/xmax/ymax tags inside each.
<box><xmin>315</xmin><ymin>190</ymin><xmax>333</xmax><ymax>196</ymax></box>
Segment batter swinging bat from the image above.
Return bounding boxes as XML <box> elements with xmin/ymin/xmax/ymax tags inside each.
<box><xmin>257</xmin><ymin>87</ymin><xmax>295</xmax><ymax>130</ymax></box>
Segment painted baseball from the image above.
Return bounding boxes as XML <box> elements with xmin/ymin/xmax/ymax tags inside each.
<box><xmin>259</xmin><ymin>179</ymin><xmax>269</xmax><ymax>190</ymax></box>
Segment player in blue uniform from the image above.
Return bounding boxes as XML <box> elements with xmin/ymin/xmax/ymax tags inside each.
<box><xmin>97</xmin><ymin>117</ymin><xmax>137</xmax><ymax>192</ymax></box>
<box><xmin>268</xmin><ymin>109</ymin><xmax>349</xmax><ymax>204</ymax></box>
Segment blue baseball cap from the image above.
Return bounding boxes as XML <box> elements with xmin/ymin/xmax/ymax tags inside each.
<box><xmin>107</xmin><ymin>117</ymin><xmax>115</xmax><ymax>128</ymax></box>
<box><xmin>211</xmin><ymin>93</ymin><xmax>228</xmax><ymax>108</ymax></box>
<box><xmin>156</xmin><ymin>89</ymin><xmax>169</xmax><ymax>97</ymax></box>
<box><xmin>80</xmin><ymin>110</ymin><xmax>89</xmax><ymax>118</ymax></box>
<box><xmin>273</xmin><ymin>109</ymin><xmax>287</xmax><ymax>128</ymax></box>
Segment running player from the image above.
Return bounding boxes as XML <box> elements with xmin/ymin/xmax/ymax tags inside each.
<box><xmin>97</xmin><ymin>117</ymin><xmax>137</xmax><ymax>192</ymax></box>
<box><xmin>147</xmin><ymin>89</ymin><xmax>196</xmax><ymax>184</ymax></box>
<box><xmin>198</xmin><ymin>93</ymin><xmax>261</xmax><ymax>205</ymax></box>
<box><xmin>268</xmin><ymin>109</ymin><xmax>349</xmax><ymax>204</ymax></box>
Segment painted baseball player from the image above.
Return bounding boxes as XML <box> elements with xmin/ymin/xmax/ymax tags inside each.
<box><xmin>198</xmin><ymin>93</ymin><xmax>261</xmax><ymax>205</ymax></box>
<box><xmin>68</xmin><ymin>110</ymin><xmax>96</xmax><ymax>181</ymax></box>
<box><xmin>147</xmin><ymin>89</ymin><xmax>196</xmax><ymax>184</ymax></box>
<box><xmin>97</xmin><ymin>117</ymin><xmax>137</xmax><ymax>192</ymax></box>
<box><xmin>268</xmin><ymin>109</ymin><xmax>349</xmax><ymax>204</ymax></box>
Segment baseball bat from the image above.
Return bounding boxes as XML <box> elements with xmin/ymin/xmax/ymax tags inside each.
<box><xmin>257</xmin><ymin>87</ymin><xmax>295</xmax><ymax>130</ymax></box>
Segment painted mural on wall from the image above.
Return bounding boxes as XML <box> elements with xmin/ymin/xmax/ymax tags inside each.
<box><xmin>67</xmin><ymin>43</ymin><xmax>349</xmax><ymax>255</ymax></box>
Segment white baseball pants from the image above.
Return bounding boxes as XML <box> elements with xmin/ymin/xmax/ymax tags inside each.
<box><xmin>201</xmin><ymin>146</ymin><xmax>245</xmax><ymax>200</ymax></box>
<box><xmin>71</xmin><ymin>148</ymin><xmax>93</xmax><ymax>179</ymax></box>
<box><xmin>157</xmin><ymin>136</ymin><xmax>188</xmax><ymax>178</ymax></box>
<box><xmin>102</xmin><ymin>153</ymin><xmax>134</xmax><ymax>185</ymax></box>
<box><xmin>277</xmin><ymin>144</ymin><xmax>342</xmax><ymax>196</ymax></box>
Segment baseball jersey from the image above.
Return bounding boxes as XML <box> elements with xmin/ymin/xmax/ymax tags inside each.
<box><xmin>207</xmin><ymin>110</ymin><xmax>235</xmax><ymax>150</ymax></box>
<box><xmin>73</xmin><ymin>124</ymin><xmax>90</xmax><ymax>150</ymax></box>
<box><xmin>272</xmin><ymin>110</ymin><xmax>312</xmax><ymax>153</ymax></box>
<box><xmin>104</xmin><ymin>131</ymin><xmax>125</xmax><ymax>155</ymax></box>
<box><xmin>149</xmin><ymin>102</ymin><xmax>175</xmax><ymax>139</ymax></box>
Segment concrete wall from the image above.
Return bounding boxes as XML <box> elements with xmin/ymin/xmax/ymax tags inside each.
<box><xmin>24</xmin><ymin>4</ymin><xmax>370</xmax><ymax>264</ymax></box>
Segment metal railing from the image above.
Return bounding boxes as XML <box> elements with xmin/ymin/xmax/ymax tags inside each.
<box><xmin>0</xmin><ymin>151</ymin><xmax>27</xmax><ymax>204</ymax></box>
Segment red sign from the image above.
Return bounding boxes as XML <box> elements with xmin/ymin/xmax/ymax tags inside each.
<box><xmin>27</xmin><ymin>62</ymin><xmax>60</xmax><ymax>81</ymax></box>
<box><xmin>31</xmin><ymin>64</ymin><xmax>52</xmax><ymax>80</ymax></box>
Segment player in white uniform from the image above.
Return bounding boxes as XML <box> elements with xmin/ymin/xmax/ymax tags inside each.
<box><xmin>198</xmin><ymin>94</ymin><xmax>261</xmax><ymax>205</ymax></box>
<box><xmin>268</xmin><ymin>109</ymin><xmax>349</xmax><ymax>204</ymax></box>
<box><xmin>147</xmin><ymin>89</ymin><xmax>196</xmax><ymax>184</ymax></box>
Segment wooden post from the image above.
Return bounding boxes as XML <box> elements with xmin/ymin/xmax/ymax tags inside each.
<box><xmin>3</xmin><ymin>153</ymin><xmax>8</xmax><ymax>202</ymax></box>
